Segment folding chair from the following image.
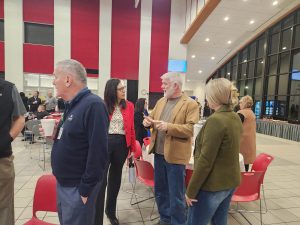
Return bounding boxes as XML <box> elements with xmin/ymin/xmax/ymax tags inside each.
<box><xmin>231</xmin><ymin>171</ymin><xmax>264</xmax><ymax>225</ymax></box>
<box><xmin>23</xmin><ymin>174</ymin><xmax>58</xmax><ymax>225</ymax></box>
<box><xmin>143</xmin><ymin>137</ymin><xmax>151</xmax><ymax>147</ymax></box>
<box><xmin>251</xmin><ymin>153</ymin><xmax>274</xmax><ymax>212</ymax></box>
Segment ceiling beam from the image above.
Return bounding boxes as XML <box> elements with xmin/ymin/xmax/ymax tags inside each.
<box><xmin>181</xmin><ymin>0</ymin><xmax>221</xmax><ymax>44</ymax></box>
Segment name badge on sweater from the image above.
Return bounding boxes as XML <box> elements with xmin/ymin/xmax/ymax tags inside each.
<box><xmin>57</xmin><ymin>127</ymin><xmax>63</xmax><ymax>139</ymax></box>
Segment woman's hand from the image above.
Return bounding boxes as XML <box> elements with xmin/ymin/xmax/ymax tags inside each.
<box><xmin>185</xmin><ymin>194</ymin><xmax>197</xmax><ymax>207</ymax></box>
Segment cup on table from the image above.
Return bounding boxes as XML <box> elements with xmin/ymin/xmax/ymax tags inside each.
<box><xmin>40</xmin><ymin>119</ymin><xmax>56</xmax><ymax>136</ymax></box>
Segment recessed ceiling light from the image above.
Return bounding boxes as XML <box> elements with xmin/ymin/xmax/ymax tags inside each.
<box><xmin>227</xmin><ymin>72</ymin><xmax>230</xmax><ymax>75</ymax></box>
<box><xmin>205</xmin><ymin>38</ymin><xmax>210</xmax><ymax>42</ymax></box>
<box><xmin>243</xmin><ymin>59</ymin><xmax>247</xmax><ymax>63</ymax></box>
<box><xmin>198</xmin><ymin>70</ymin><xmax>203</xmax><ymax>74</ymax></box>
<box><xmin>249</xmin><ymin>20</ymin><xmax>255</xmax><ymax>24</ymax></box>
<box><xmin>261</xmin><ymin>61</ymin><xmax>264</xmax><ymax>64</ymax></box>
<box><xmin>244</xmin><ymin>73</ymin><xmax>247</xmax><ymax>76</ymax></box>
<box><xmin>245</xmin><ymin>86</ymin><xmax>249</xmax><ymax>89</ymax></box>
<box><xmin>191</xmin><ymin>55</ymin><xmax>196</xmax><ymax>58</ymax></box>
<box><xmin>227</xmin><ymin>40</ymin><xmax>232</xmax><ymax>44</ymax></box>
<box><xmin>211</xmin><ymin>56</ymin><xmax>215</xmax><ymax>60</ymax></box>
<box><xmin>224</xmin><ymin>16</ymin><xmax>229</xmax><ymax>21</ymax></box>
<box><xmin>282</xmin><ymin>46</ymin><xmax>287</xmax><ymax>50</ymax></box>
<box><xmin>272</xmin><ymin>1</ymin><xmax>278</xmax><ymax>6</ymax></box>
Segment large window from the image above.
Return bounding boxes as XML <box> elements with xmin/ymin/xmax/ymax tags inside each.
<box><xmin>0</xmin><ymin>19</ymin><xmax>4</xmax><ymax>41</ymax></box>
<box><xmin>207</xmin><ymin>8</ymin><xmax>300</xmax><ymax>120</ymax></box>
<box><xmin>24</xmin><ymin>22</ymin><xmax>54</xmax><ymax>46</ymax></box>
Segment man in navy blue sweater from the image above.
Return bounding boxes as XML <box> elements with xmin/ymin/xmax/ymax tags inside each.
<box><xmin>51</xmin><ymin>59</ymin><xmax>109</xmax><ymax>225</ymax></box>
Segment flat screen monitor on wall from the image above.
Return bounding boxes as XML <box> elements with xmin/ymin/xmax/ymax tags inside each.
<box><xmin>292</xmin><ymin>73</ymin><xmax>300</xmax><ymax>81</ymax></box>
<box><xmin>168</xmin><ymin>60</ymin><xmax>187</xmax><ymax>73</ymax></box>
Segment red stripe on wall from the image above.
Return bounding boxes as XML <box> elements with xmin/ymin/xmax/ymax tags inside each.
<box><xmin>0</xmin><ymin>42</ymin><xmax>4</xmax><ymax>71</ymax></box>
<box><xmin>23</xmin><ymin>0</ymin><xmax>54</xmax><ymax>24</ymax></box>
<box><xmin>0</xmin><ymin>0</ymin><xmax>4</xmax><ymax>19</ymax></box>
<box><xmin>149</xmin><ymin>0</ymin><xmax>171</xmax><ymax>93</ymax></box>
<box><xmin>71</xmin><ymin>0</ymin><xmax>99</xmax><ymax>77</ymax></box>
<box><xmin>111</xmin><ymin>0</ymin><xmax>141</xmax><ymax>80</ymax></box>
<box><xmin>23</xmin><ymin>44</ymin><xmax>54</xmax><ymax>74</ymax></box>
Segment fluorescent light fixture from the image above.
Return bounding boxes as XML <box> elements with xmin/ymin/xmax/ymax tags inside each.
<box><xmin>191</xmin><ymin>55</ymin><xmax>196</xmax><ymax>58</ymax></box>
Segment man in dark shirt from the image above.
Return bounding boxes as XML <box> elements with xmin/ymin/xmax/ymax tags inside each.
<box><xmin>50</xmin><ymin>59</ymin><xmax>109</xmax><ymax>225</ymax></box>
<box><xmin>0</xmin><ymin>79</ymin><xmax>26</xmax><ymax>225</ymax></box>
<box><xmin>27</xmin><ymin>91</ymin><xmax>41</xmax><ymax>112</ymax></box>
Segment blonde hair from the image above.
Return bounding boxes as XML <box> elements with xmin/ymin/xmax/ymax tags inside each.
<box><xmin>240</xmin><ymin>95</ymin><xmax>253</xmax><ymax>108</ymax></box>
<box><xmin>206</xmin><ymin>78</ymin><xmax>237</xmax><ymax>107</ymax></box>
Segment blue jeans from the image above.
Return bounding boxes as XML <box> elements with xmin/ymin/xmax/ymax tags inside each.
<box><xmin>186</xmin><ymin>188</ymin><xmax>235</xmax><ymax>225</ymax></box>
<box><xmin>154</xmin><ymin>154</ymin><xmax>186</xmax><ymax>225</ymax></box>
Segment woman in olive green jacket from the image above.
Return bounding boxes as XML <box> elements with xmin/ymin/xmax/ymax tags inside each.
<box><xmin>185</xmin><ymin>78</ymin><xmax>243</xmax><ymax>225</ymax></box>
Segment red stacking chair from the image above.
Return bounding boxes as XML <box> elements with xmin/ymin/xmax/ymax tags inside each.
<box><xmin>143</xmin><ymin>137</ymin><xmax>151</xmax><ymax>147</ymax></box>
<box><xmin>231</xmin><ymin>171</ymin><xmax>264</xmax><ymax>225</ymax></box>
<box><xmin>134</xmin><ymin>140</ymin><xmax>143</xmax><ymax>159</ymax></box>
<box><xmin>251</xmin><ymin>153</ymin><xmax>274</xmax><ymax>212</ymax></box>
<box><xmin>185</xmin><ymin>169</ymin><xmax>193</xmax><ymax>188</ymax></box>
<box><xmin>131</xmin><ymin>158</ymin><xmax>157</xmax><ymax>220</ymax></box>
<box><xmin>23</xmin><ymin>174</ymin><xmax>58</xmax><ymax>225</ymax></box>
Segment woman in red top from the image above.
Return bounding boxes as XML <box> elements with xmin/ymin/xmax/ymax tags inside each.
<box><xmin>95</xmin><ymin>79</ymin><xmax>136</xmax><ymax>225</ymax></box>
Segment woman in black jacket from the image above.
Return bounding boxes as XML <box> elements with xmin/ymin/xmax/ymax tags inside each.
<box><xmin>134</xmin><ymin>98</ymin><xmax>148</xmax><ymax>147</ymax></box>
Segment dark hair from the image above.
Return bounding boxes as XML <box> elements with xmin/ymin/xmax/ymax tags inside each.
<box><xmin>135</xmin><ymin>98</ymin><xmax>146</xmax><ymax>113</ymax></box>
<box><xmin>104</xmin><ymin>79</ymin><xmax>126</xmax><ymax>115</ymax></box>
<box><xmin>20</xmin><ymin>92</ymin><xmax>25</xmax><ymax>97</ymax></box>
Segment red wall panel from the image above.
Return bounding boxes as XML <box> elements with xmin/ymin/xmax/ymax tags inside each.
<box><xmin>111</xmin><ymin>0</ymin><xmax>141</xmax><ymax>80</ymax></box>
<box><xmin>149</xmin><ymin>0</ymin><xmax>171</xmax><ymax>93</ymax></box>
<box><xmin>0</xmin><ymin>42</ymin><xmax>4</xmax><ymax>71</ymax></box>
<box><xmin>0</xmin><ymin>0</ymin><xmax>4</xmax><ymax>19</ymax></box>
<box><xmin>23</xmin><ymin>44</ymin><xmax>54</xmax><ymax>74</ymax></box>
<box><xmin>23</xmin><ymin>0</ymin><xmax>54</xmax><ymax>24</ymax></box>
<box><xmin>71</xmin><ymin>0</ymin><xmax>99</xmax><ymax>77</ymax></box>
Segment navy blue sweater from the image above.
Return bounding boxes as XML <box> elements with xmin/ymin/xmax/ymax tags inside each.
<box><xmin>51</xmin><ymin>88</ymin><xmax>109</xmax><ymax>197</ymax></box>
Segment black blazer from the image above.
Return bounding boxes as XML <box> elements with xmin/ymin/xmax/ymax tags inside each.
<box><xmin>134</xmin><ymin>111</ymin><xmax>148</xmax><ymax>146</ymax></box>
<box><xmin>28</xmin><ymin>96</ymin><xmax>41</xmax><ymax>112</ymax></box>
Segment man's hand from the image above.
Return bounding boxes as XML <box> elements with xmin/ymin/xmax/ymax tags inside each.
<box><xmin>143</xmin><ymin>116</ymin><xmax>154</xmax><ymax>127</ymax></box>
<box><xmin>81</xmin><ymin>196</ymin><xmax>88</xmax><ymax>205</ymax></box>
<box><xmin>185</xmin><ymin>194</ymin><xmax>197</xmax><ymax>207</ymax></box>
<box><xmin>156</xmin><ymin>121</ymin><xmax>168</xmax><ymax>132</ymax></box>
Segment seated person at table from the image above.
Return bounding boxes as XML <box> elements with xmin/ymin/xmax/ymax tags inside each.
<box><xmin>35</xmin><ymin>105</ymin><xmax>50</xmax><ymax>120</ymax></box>
<box><xmin>185</xmin><ymin>78</ymin><xmax>243</xmax><ymax>225</ymax></box>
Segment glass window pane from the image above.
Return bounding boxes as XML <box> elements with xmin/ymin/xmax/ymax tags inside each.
<box><xmin>265</xmin><ymin>97</ymin><xmax>275</xmax><ymax>116</ymax></box>
<box><xmin>270</xmin><ymin>23</ymin><xmax>281</xmax><ymax>34</ymax></box>
<box><xmin>254</xmin><ymin>78</ymin><xmax>262</xmax><ymax>96</ymax></box>
<box><xmin>275</xmin><ymin>98</ymin><xmax>286</xmax><ymax>118</ymax></box>
<box><xmin>232</xmin><ymin>56</ymin><xmax>238</xmax><ymax>66</ymax></box>
<box><xmin>40</xmin><ymin>74</ymin><xmax>53</xmax><ymax>87</ymax></box>
<box><xmin>0</xmin><ymin>20</ymin><xmax>4</xmax><ymax>41</ymax></box>
<box><xmin>279</xmin><ymin>52</ymin><xmax>290</xmax><ymax>74</ymax></box>
<box><xmin>297</xmin><ymin>10</ymin><xmax>300</xmax><ymax>24</ymax></box>
<box><xmin>281</xmin><ymin>29</ymin><xmax>292</xmax><ymax>51</ymax></box>
<box><xmin>24</xmin><ymin>73</ymin><xmax>39</xmax><ymax>87</ymax></box>
<box><xmin>241</xmin><ymin>63</ymin><xmax>247</xmax><ymax>78</ymax></box>
<box><xmin>257</xmin><ymin>38</ymin><xmax>265</xmax><ymax>58</ymax></box>
<box><xmin>241</xmin><ymin>48</ymin><xmax>248</xmax><ymax>62</ymax></box>
<box><xmin>239</xmin><ymin>80</ymin><xmax>245</xmax><ymax>96</ymax></box>
<box><xmin>249</xmin><ymin>42</ymin><xmax>256</xmax><ymax>60</ymax></box>
<box><xmin>87</xmin><ymin>78</ymin><xmax>98</xmax><ymax>90</ymax></box>
<box><xmin>24</xmin><ymin>23</ymin><xmax>54</xmax><ymax>46</ymax></box>
<box><xmin>220</xmin><ymin>67</ymin><xmax>225</xmax><ymax>77</ymax></box>
<box><xmin>290</xmin><ymin>72</ymin><xmax>300</xmax><ymax>95</ymax></box>
<box><xmin>282</xmin><ymin>15</ymin><xmax>294</xmax><ymax>28</ymax></box>
<box><xmin>256</xmin><ymin>59</ymin><xmax>264</xmax><ymax>77</ymax></box>
<box><xmin>267</xmin><ymin>76</ymin><xmax>276</xmax><ymax>95</ymax></box>
<box><xmin>278</xmin><ymin>74</ymin><xmax>289</xmax><ymax>95</ymax></box>
<box><xmin>292</xmin><ymin>49</ymin><xmax>300</xmax><ymax>73</ymax></box>
<box><xmin>270</xmin><ymin>33</ymin><xmax>280</xmax><ymax>54</ymax></box>
<box><xmin>248</xmin><ymin>61</ymin><xmax>255</xmax><ymax>78</ymax></box>
<box><xmin>245</xmin><ymin>79</ymin><xmax>253</xmax><ymax>96</ymax></box>
<box><xmin>294</xmin><ymin>25</ymin><xmax>300</xmax><ymax>48</ymax></box>
<box><xmin>289</xmin><ymin>95</ymin><xmax>300</xmax><ymax>120</ymax></box>
<box><xmin>268</xmin><ymin>55</ymin><xmax>278</xmax><ymax>75</ymax></box>
<box><xmin>232</xmin><ymin>66</ymin><xmax>237</xmax><ymax>81</ymax></box>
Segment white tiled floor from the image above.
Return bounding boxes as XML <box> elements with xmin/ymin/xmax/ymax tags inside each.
<box><xmin>12</xmin><ymin>133</ymin><xmax>300</xmax><ymax>225</ymax></box>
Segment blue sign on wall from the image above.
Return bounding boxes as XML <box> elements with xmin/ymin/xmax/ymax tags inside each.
<box><xmin>168</xmin><ymin>60</ymin><xmax>187</xmax><ymax>73</ymax></box>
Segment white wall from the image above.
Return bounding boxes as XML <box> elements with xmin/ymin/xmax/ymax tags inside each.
<box><xmin>98</xmin><ymin>0</ymin><xmax>112</xmax><ymax>98</ymax></box>
<box><xmin>4</xmin><ymin>0</ymin><xmax>23</xmax><ymax>91</ymax></box>
<box><xmin>184</xmin><ymin>79</ymin><xmax>206</xmax><ymax>106</ymax></box>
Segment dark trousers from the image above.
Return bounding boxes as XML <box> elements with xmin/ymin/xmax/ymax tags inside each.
<box><xmin>94</xmin><ymin>134</ymin><xmax>129</xmax><ymax>225</ymax></box>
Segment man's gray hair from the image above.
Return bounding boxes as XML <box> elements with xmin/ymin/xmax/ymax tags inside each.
<box><xmin>161</xmin><ymin>72</ymin><xmax>183</xmax><ymax>89</ymax></box>
<box><xmin>56</xmin><ymin>59</ymin><xmax>87</xmax><ymax>85</ymax></box>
